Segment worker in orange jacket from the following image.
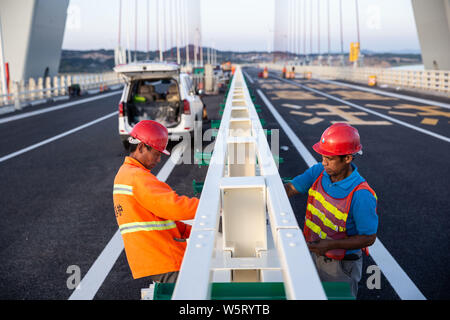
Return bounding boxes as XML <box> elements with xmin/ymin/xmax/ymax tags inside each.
<box><xmin>113</xmin><ymin>120</ymin><xmax>199</xmax><ymax>283</ymax></box>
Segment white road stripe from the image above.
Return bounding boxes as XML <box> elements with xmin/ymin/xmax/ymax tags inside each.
<box><xmin>257</xmin><ymin>89</ymin><xmax>427</xmax><ymax>300</ymax></box>
<box><xmin>0</xmin><ymin>90</ymin><xmax>122</xmax><ymax>125</ymax></box>
<box><xmin>0</xmin><ymin>112</ymin><xmax>118</xmax><ymax>163</ymax></box>
<box><xmin>68</xmin><ymin>142</ymin><xmax>187</xmax><ymax>300</ymax></box>
<box><xmin>276</xmin><ymin>76</ymin><xmax>450</xmax><ymax>144</ymax></box>
<box><xmin>314</xmin><ymin>78</ymin><xmax>450</xmax><ymax>110</ymax></box>
<box><xmin>68</xmin><ymin>228</ymin><xmax>124</xmax><ymax>301</ymax></box>
<box><xmin>370</xmin><ymin>239</ymin><xmax>426</xmax><ymax>300</ymax></box>
<box><xmin>242</xmin><ymin>70</ymin><xmax>255</xmax><ymax>84</ymax></box>
<box><xmin>258</xmin><ymin>91</ymin><xmax>317</xmax><ymax>167</ymax></box>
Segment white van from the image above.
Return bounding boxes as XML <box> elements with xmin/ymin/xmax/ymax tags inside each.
<box><xmin>114</xmin><ymin>61</ymin><xmax>204</xmax><ymax>149</ymax></box>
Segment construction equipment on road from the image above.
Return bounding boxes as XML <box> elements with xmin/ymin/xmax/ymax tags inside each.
<box><xmin>263</xmin><ymin>67</ymin><xmax>269</xmax><ymax>79</ymax></box>
<box><xmin>368</xmin><ymin>75</ymin><xmax>377</xmax><ymax>87</ymax></box>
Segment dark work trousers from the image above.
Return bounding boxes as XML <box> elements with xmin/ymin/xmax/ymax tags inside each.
<box><xmin>311</xmin><ymin>252</ymin><xmax>363</xmax><ymax>298</ymax></box>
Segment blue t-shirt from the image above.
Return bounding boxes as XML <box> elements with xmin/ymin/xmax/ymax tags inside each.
<box><xmin>291</xmin><ymin>163</ymin><xmax>378</xmax><ymax>254</ymax></box>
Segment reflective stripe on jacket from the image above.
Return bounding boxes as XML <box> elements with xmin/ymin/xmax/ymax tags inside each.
<box><xmin>113</xmin><ymin>156</ymin><xmax>199</xmax><ymax>279</ymax></box>
<box><xmin>304</xmin><ymin>170</ymin><xmax>377</xmax><ymax>260</ymax></box>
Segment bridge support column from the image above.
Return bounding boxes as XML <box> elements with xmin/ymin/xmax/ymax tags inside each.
<box><xmin>0</xmin><ymin>0</ymin><xmax>69</xmax><ymax>82</ymax></box>
<box><xmin>411</xmin><ymin>0</ymin><xmax>450</xmax><ymax>70</ymax></box>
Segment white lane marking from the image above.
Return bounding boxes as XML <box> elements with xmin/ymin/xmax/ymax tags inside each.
<box><xmin>68</xmin><ymin>228</ymin><xmax>124</xmax><ymax>301</ymax></box>
<box><xmin>276</xmin><ymin>77</ymin><xmax>450</xmax><ymax>144</ymax></box>
<box><xmin>242</xmin><ymin>70</ymin><xmax>255</xmax><ymax>84</ymax></box>
<box><xmin>0</xmin><ymin>90</ymin><xmax>122</xmax><ymax>125</ymax></box>
<box><xmin>370</xmin><ymin>239</ymin><xmax>426</xmax><ymax>300</ymax></box>
<box><xmin>314</xmin><ymin>78</ymin><xmax>450</xmax><ymax>110</ymax></box>
<box><xmin>257</xmin><ymin>89</ymin><xmax>427</xmax><ymax>300</ymax></box>
<box><xmin>258</xmin><ymin>91</ymin><xmax>316</xmax><ymax>167</ymax></box>
<box><xmin>282</xmin><ymin>103</ymin><xmax>303</xmax><ymax>110</ymax></box>
<box><xmin>0</xmin><ymin>112</ymin><xmax>118</xmax><ymax>163</ymax></box>
<box><xmin>69</xmin><ymin>142</ymin><xmax>187</xmax><ymax>300</ymax></box>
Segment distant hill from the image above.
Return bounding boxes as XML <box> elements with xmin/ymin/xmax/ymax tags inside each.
<box><xmin>59</xmin><ymin>49</ymin><xmax>116</xmax><ymax>73</ymax></box>
<box><xmin>58</xmin><ymin>48</ymin><xmax>422</xmax><ymax>73</ymax></box>
<box><xmin>364</xmin><ymin>49</ymin><xmax>421</xmax><ymax>55</ymax></box>
<box><xmin>58</xmin><ymin>46</ymin><xmax>267</xmax><ymax>73</ymax></box>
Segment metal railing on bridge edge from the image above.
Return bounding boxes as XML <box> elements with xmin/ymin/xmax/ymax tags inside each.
<box><xmin>259</xmin><ymin>63</ymin><xmax>450</xmax><ymax>97</ymax></box>
<box><xmin>0</xmin><ymin>72</ymin><xmax>124</xmax><ymax>111</ymax></box>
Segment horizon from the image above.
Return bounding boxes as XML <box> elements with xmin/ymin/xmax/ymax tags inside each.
<box><xmin>60</xmin><ymin>47</ymin><xmax>422</xmax><ymax>55</ymax></box>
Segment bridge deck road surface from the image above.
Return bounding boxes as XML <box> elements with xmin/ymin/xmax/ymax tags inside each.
<box><xmin>0</xmin><ymin>91</ymin><xmax>219</xmax><ymax>299</ymax></box>
<box><xmin>1</xmin><ymin>71</ymin><xmax>449</xmax><ymax>300</ymax></box>
<box><xmin>244</xmin><ymin>67</ymin><xmax>450</xmax><ymax>300</ymax></box>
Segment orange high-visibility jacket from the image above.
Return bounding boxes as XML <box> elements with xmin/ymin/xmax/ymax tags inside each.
<box><xmin>113</xmin><ymin>157</ymin><xmax>199</xmax><ymax>279</ymax></box>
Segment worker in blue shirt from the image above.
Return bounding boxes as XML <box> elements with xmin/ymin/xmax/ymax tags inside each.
<box><xmin>284</xmin><ymin>123</ymin><xmax>378</xmax><ymax>298</ymax></box>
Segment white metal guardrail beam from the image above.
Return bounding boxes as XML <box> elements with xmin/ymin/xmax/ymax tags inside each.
<box><xmin>172</xmin><ymin>66</ymin><xmax>326</xmax><ymax>300</ymax></box>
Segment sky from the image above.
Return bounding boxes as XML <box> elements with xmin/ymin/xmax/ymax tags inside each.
<box><xmin>62</xmin><ymin>0</ymin><xmax>422</xmax><ymax>53</ymax></box>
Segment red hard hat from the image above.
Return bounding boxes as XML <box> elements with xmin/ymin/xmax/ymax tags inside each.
<box><xmin>312</xmin><ymin>123</ymin><xmax>362</xmax><ymax>156</ymax></box>
<box><xmin>129</xmin><ymin>120</ymin><xmax>170</xmax><ymax>155</ymax></box>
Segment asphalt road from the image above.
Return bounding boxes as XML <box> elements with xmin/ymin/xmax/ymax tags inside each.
<box><xmin>243</xmin><ymin>67</ymin><xmax>450</xmax><ymax>300</ymax></box>
<box><xmin>0</xmin><ymin>70</ymin><xmax>448</xmax><ymax>300</ymax></box>
<box><xmin>0</xmin><ymin>89</ymin><xmax>218</xmax><ymax>300</ymax></box>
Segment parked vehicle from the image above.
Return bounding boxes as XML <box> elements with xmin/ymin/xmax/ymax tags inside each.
<box><xmin>213</xmin><ymin>64</ymin><xmax>229</xmax><ymax>93</ymax></box>
<box><xmin>114</xmin><ymin>61</ymin><xmax>204</xmax><ymax>150</ymax></box>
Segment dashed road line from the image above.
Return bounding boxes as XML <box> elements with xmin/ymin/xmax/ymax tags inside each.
<box><xmin>366</xmin><ymin>104</ymin><xmax>392</xmax><ymax>110</ymax></box>
<box><xmin>290</xmin><ymin>110</ymin><xmax>313</xmax><ymax>117</ymax></box>
<box><xmin>303</xmin><ymin>117</ymin><xmax>324</xmax><ymax>125</ymax></box>
<box><xmin>388</xmin><ymin>111</ymin><xmax>417</xmax><ymax>117</ymax></box>
<box><xmin>421</xmin><ymin>118</ymin><xmax>439</xmax><ymax>125</ymax></box>
<box><xmin>257</xmin><ymin>88</ymin><xmax>427</xmax><ymax>300</ymax></box>
<box><xmin>282</xmin><ymin>103</ymin><xmax>303</xmax><ymax>110</ymax></box>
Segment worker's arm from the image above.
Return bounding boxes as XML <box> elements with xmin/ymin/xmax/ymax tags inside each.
<box><xmin>175</xmin><ymin>221</ymin><xmax>192</xmax><ymax>239</ymax></box>
<box><xmin>284</xmin><ymin>182</ymin><xmax>300</xmax><ymax>198</ymax></box>
<box><xmin>287</xmin><ymin>163</ymin><xmax>324</xmax><ymax>197</ymax></box>
<box><xmin>133</xmin><ymin>174</ymin><xmax>199</xmax><ymax>221</ymax></box>
<box><xmin>307</xmin><ymin>235</ymin><xmax>377</xmax><ymax>256</ymax></box>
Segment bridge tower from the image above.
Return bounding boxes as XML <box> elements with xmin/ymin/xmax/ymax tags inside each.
<box><xmin>411</xmin><ymin>0</ymin><xmax>450</xmax><ymax>70</ymax></box>
<box><xmin>0</xmin><ymin>0</ymin><xmax>69</xmax><ymax>82</ymax></box>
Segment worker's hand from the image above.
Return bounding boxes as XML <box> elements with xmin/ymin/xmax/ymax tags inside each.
<box><xmin>284</xmin><ymin>183</ymin><xmax>299</xmax><ymax>198</ymax></box>
<box><xmin>307</xmin><ymin>239</ymin><xmax>333</xmax><ymax>256</ymax></box>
